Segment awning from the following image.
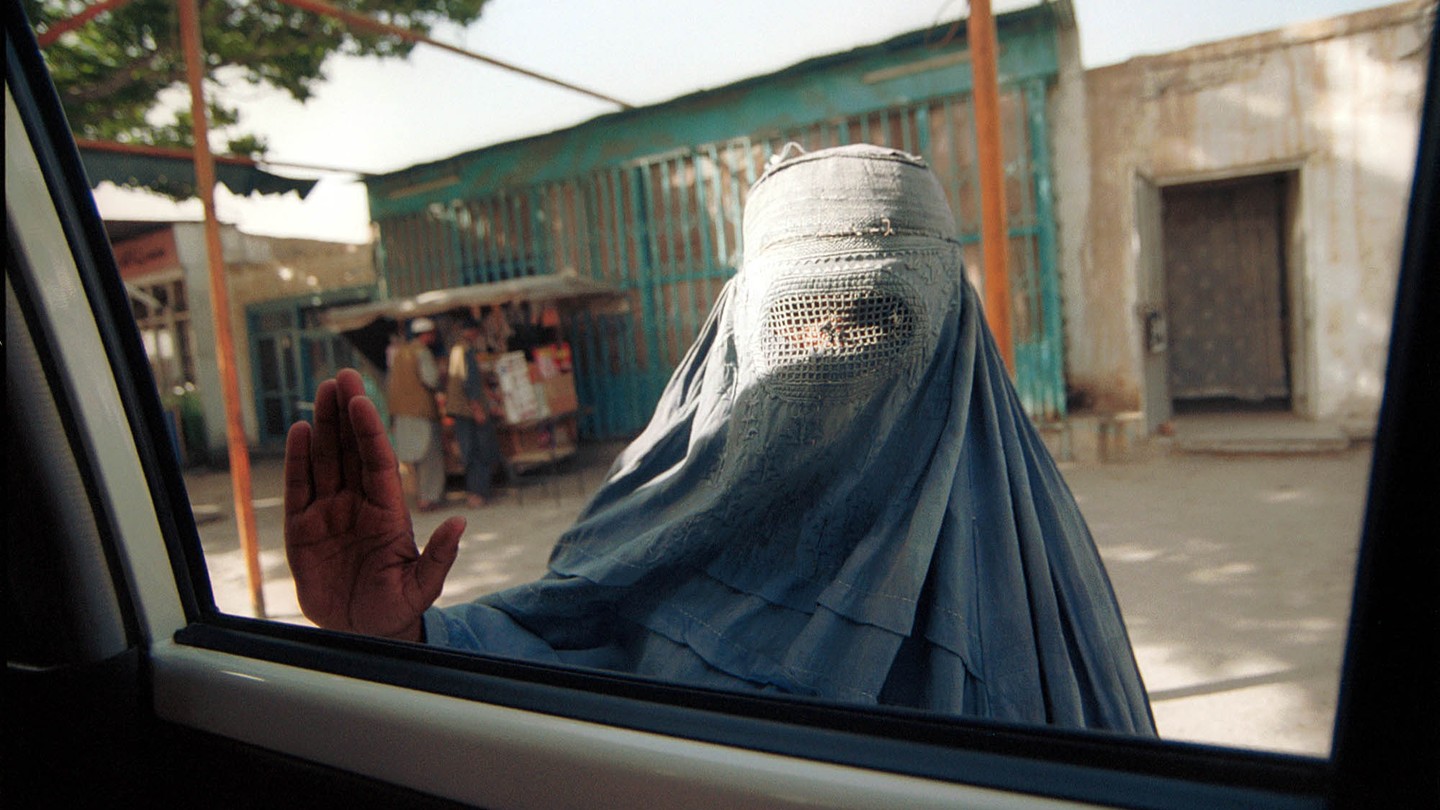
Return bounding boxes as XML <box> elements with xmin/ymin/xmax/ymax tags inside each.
<box><xmin>321</xmin><ymin>273</ymin><xmax>628</xmax><ymax>332</ymax></box>
<box><xmin>321</xmin><ymin>274</ymin><xmax>629</xmax><ymax>369</ymax></box>
<box><xmin>76</xmin><ymin>139</ymin><xmax>318</xmax><ymax>199</ymax></box>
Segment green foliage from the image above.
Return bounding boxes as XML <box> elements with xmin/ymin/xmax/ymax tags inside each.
<box><xmin>26</xmin><ymin>0</ymin><xmax>488</xmax><ymax>188</ymax></box>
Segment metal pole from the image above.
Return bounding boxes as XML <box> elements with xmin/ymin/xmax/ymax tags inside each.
<box><xmin>36</xmin><ymin>0</ymin><xmax>138</xmax><ymax>47</ymax></box>
<box><xmin>968</xmin><ymin>0</ymin><xmax>1015</xmax><ymax>371</ymax></box>
<box><xmin>273</xmin><ymin>0</ymin><xmax>633</xmax><ymax>110</ymax></box>
<box><xmin>178</xmin><ymin>0</ymin><xmax>266</xmax><ymax>617</ymax></box>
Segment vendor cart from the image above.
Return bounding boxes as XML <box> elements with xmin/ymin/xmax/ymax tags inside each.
<box><xmin>319</xmin><ymin>273</ymin><xmax>627</xmax><ymax>480</ymax></box>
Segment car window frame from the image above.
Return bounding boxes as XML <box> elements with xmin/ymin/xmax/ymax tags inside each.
<box><xmin>7</xmin><ymin>3</ymin><xmax>1436</xmax><ymax>807</ymax></box>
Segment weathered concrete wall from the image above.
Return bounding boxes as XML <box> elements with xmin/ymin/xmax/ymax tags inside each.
<box><xmin>171</xmin><ymin>225</ymin><xmax>225</xmax><ymax>457</ymax></box>
<box><xmin>169</xmin><ymin>224</ymin><xmax>374</xmax><ymax>455</ymax></box>
<box><xmin>1063</xmin><ymin>1</ymin><xmax>1431</xmax><ymax>425</ymax></box>
<box><xmin>224</xmin><ymin>234</ymin><xmax>375</xmax><ymax>444</ymax></box>
<box><xmin>1047</xmin><ymin>5</ymin><xmax>1093</xmax><ymax>410</ymax></box>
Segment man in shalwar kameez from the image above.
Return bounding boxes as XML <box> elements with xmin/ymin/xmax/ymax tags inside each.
<box><xmin>284</xmin><ymin>145</ymin><xmax>1155</xmax><ymax>734</ymax></box>
<box><xmin>386</xmin><ymin>317</ymin><xmax>445</xmax><ymax>512</ymax></box>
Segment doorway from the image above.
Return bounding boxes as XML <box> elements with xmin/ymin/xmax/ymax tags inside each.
<box><xmin>248</xmin><ymin>289</ymin><xmax>372</xmax><ymax>448</ymax></box>
<box><xmin>1160</xmin><ymin>173</ymin><xmax>1293</xmax><ymax>415</ymax></box>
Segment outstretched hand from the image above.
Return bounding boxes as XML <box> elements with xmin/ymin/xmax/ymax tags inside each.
<box><xmin>283</xmin><ymin>368</ymin><xmax>464</xmax><ymax>641</ymax></box>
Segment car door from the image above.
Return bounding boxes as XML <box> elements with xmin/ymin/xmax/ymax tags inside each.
<box><xmin>6</xmin><ymin>4</ymin><xmax>1437</xmax><ymax>808</ymax></box>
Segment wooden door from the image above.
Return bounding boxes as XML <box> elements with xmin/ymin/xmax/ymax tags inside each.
<box><xmin>1161</xmin><ymin>176</ymin><xmax>1290</xmax><ymax>405</ymax></box>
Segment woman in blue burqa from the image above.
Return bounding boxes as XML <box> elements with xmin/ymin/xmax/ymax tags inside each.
<box><xmin>284</xmin><ymin>144</ymin><xmax>1155</xmax><ymax>734</ymax></box>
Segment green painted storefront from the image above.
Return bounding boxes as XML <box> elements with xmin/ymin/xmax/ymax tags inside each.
<box><xmin>365</xmin><ymin>5</ymin><xmax>1070</xmax><ymax>439</ymax></box>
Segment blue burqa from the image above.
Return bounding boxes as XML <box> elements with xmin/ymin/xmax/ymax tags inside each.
<box><xmin>424</xmin><ymin>144</ymin><xmax>1156</xmax><ymax>734</ymax></box>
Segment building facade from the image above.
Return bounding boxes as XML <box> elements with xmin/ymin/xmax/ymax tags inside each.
<box><xmin>1064</xmin><ymin>1</ymin><xmax>1433</xmax><ymax>434</ymax></box>
<box><xmin>365</xmin><ymin>4</ymin><xmax>1082</xmax><ymax>438</ymax></box>
<box><xmin>110</xmin><ymin>221</ymin><xmax>375</xmax><ymax>462</ymax></box>
<box><xmin>113</xmin><ymin>3</ymin><xmax>1430</xmax><ymax>459</ymax></box>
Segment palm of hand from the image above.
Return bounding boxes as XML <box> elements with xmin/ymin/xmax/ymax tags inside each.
<box><xmin>287</xmin><ymin>486</ymin><xmax>424</xmax><ymax>638</ymax></box>
<box><xmin>283</xmin><ymin>369</ymin><xmax>464</xmax><ymax>642</ymax></box>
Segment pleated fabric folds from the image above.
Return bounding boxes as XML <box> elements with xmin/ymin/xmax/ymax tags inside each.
<box><xmin>425</xmin><ymin>144</ymin><xmax>1155</xmax><ymax>734</ymax></box>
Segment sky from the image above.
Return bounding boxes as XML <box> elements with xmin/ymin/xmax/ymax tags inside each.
<box><xmin>89</xmin><ymin>0</ymin><xmax>1405</xmax><ymax>243</ymax></box>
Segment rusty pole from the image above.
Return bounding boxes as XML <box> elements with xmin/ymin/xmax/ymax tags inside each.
<box><xmin>36</xmin><ymin>0</ymin><xmax>138</xmax><ymax>47</ymax></box>
<box><xmin>968</xmin><ymin>0</ymin><xmax>1015</xmax><ymax>371</ymax></box>
<box><xmin>178</xmin><ymin>0</ymin><xmax>266</xmax><ymax>617</ymax></box>
<box><xmin>273</xmin><ymin>0</ymin><xmax>632</xmax><ymax>109</ymax></box>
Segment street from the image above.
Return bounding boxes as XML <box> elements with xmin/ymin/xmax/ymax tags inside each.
<box><xmin>187</xmin><ymin>436</ymin><xmax>1371</xmax><ymax>758</ymax></box>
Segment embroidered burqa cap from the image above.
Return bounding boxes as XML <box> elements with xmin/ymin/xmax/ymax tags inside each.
<box><xmin>426</xmin><ymin>144</ymin><xmax>1155</xmax><ymax>733</ymax></box>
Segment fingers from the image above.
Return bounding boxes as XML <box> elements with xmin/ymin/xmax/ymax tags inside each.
<box><xmin>349</xmin><ymin>393</ymin><xmax>404</xmax><ymax>508</ymax></box>
<box><xmin>310</xmin><ymin>377</ymin><xmax>341</xmax><ymax>498</ymax></box>
<box><xmin>282</xmin><ymin>421</ymin><xmax>313</xmax><ymax>518</ymax></box>
<box><xmin>334</xmin><ymin>369</ymin><xmax>366</xmax><ymax>493</ymax></box>
<box><xmin>414</xmin><ymin>516</ymin><xmax>465</xmax><ymax>605</ymax></box>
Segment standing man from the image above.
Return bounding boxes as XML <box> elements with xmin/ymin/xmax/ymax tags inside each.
<box><xmin>387</xmin><ymin>317</ymin><xmax>445</xmax><ymax>511</ymax></box>
<box><xmin>446</xmin><ymin>316</ymin><xmax>504</xmax><ymax>508</ymax></box>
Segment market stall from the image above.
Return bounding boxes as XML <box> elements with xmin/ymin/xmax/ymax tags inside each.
<box><xmin>319</xmin><ymin>273</ymin><xmax>627</xmax><ymax>476</ymax></box>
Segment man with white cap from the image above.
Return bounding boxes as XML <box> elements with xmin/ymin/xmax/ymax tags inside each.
<box><xmin>386</xmin><ymin>317</ymin><xmax>445</xmax><ymax>511</ymax></box>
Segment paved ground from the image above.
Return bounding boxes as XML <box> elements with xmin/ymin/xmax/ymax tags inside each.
<box><xmin>186</xmin><ymin>431</ymin><xmax>1372</xmax><ymax>759</ymax></box>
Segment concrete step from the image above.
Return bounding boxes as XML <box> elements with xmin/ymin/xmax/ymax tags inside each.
<box><xmin>1171</xmin><ymin>433</ymin><xmax>1351</xmax><ymax>455</ymax></box>
<box><xmin>1038</xmin><ymin>412</ymin><xmax>1155</xmax><ymax>464</ymax></box>
<box><xmin>1036</xmin><ymin>411</ymin><xmax>1355</xmax><ymax>463</ymax></box>
<box><xmin>1168</xmin><ymin>413</ymin><xmax>1352</xmax><ymax>455</ymax></box>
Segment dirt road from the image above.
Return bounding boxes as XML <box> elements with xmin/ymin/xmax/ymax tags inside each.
<box><xmin>187</xmin><ymin>438</ymin><xmax>1372</xmax><ymax>757</ymax></box>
